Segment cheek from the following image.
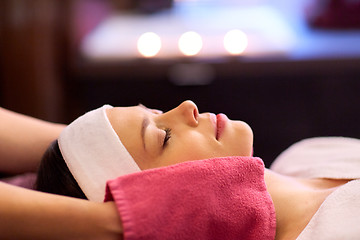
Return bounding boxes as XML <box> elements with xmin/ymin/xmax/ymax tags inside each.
<box><xmin>127</xmin><ymin>143</ymin><xmax>158</xmax><ymax>170</ymax></box>
<box><xmin>127</xmin><ymin>148</ymin><xmax>148</xmax><ymax>170</ymax></box>
<box><xmin>165</xmin><ymin>135</ymin><xmax>221</xmax><ymax>164</ymax></box>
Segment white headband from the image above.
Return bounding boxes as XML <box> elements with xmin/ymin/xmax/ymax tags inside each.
<box><xmin>58</xmin><ymin>105</ymin><xmax>141</xmax><ymax>202</ymax></box>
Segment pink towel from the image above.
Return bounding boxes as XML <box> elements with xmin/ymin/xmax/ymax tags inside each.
<box><xmin>105</xmin><ymin>156</ymin><xmax>276</xmax><ymax>240</ymax></box>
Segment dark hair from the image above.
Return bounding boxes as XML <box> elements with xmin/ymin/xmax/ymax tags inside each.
<box><xmin>35</xmin><ymin>140</ymin><xmax>87</xmax><ymax>199</ymax></box>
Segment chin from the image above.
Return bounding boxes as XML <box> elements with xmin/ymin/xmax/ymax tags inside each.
<box><xmin>231</xmin><ymin>120</ymin><xmax>253</xmax><ymax>138</ymax></box>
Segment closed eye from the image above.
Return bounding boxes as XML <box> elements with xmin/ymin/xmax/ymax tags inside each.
<box><xmin>163</xmin><ymin>128</ymin><xmax>172</xmax><ymax>147</ymax></box>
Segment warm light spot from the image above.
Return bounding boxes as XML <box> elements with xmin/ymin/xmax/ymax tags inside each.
<box><xmin>178</xmin><ymin>31</ymin><xmax>203</xmax><ymax>56</ymax></box>
<box><xmin>223</xmin><ymin>29</ymin><xmax>248</xmax><ymax>55</ymax></box>
<box><xmin>137</xmin><ymin>32</ymin><xmax>162</xmax><ymax>57</ymax></box>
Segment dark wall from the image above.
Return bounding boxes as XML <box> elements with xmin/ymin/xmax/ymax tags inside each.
<box><xmin>66</xmin><ymin>58</ymin><xmax>360</xmax><ymax>167</ymax></box>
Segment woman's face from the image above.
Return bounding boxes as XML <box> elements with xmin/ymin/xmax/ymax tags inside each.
<box><xmin>107</xmin><ymin>100</ymin><xmax>253</xmax><ymax>170</ymax></box>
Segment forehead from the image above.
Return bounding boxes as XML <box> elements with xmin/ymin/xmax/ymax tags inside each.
<box><xmin>106</xmin><ymin>106</ymin><xmax>150</xmax><ymax>166</ymax></box>
<box><xmin>106</xmin><ymin>106</ymin><xmax>143</xmax><ymax>132</ymax></box>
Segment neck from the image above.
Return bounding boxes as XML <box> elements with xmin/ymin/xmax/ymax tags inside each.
<box><xmin>264</xmin><ymin>169</ymin><xmax>337</xmax><ymax>240</ymax></box>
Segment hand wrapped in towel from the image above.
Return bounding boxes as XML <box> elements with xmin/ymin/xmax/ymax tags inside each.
<box><xmin>105</xmin><ymin>156</ymin><xmax>276</xmax><ymax>240</ymax></box>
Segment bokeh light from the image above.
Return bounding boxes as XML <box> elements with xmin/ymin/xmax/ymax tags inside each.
<box><xmin>137</xmin><ymin>32</ymin><xmax>162</xmax><ymax>57</ymax></box>
<box><xmin>178</xmin><ymin>31</ymin><xmax>203</xmax><ymax>56</ymax></box>
<box><xmin>223</xmin><ymin>29</ymin><xmax>248</xmax><ymax>55</ymax></box>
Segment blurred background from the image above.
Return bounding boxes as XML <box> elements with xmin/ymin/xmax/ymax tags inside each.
<box><xmin>1</xmin><ymin>0</ymin><xmax>360</xmax><ymax>166</ymax></box>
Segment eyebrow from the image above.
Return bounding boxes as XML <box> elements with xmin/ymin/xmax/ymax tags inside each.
<box><xmin>141</xmin><ymin>116</ymin><xmax>150</xmax><ymax>150</ymax></box>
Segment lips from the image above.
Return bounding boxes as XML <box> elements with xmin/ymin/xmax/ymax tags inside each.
<box><xmin>216</xmin><ymin>113</ymin><xmax>228</xmax><ymax>140</ymax></box>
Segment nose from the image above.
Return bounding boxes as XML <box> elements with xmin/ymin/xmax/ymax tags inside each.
<box><xmin>162</xmin><ymin>100</ymin><xmax>199</xmax><ymax>127</ymax></box>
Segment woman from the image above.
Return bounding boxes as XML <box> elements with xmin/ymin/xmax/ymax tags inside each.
<box><xmin>35</xmin><ymin>100</ymin><xmax>360</xmax><ymax>240</ymax></box>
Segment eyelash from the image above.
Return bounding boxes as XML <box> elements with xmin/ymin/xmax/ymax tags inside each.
<box><xmin>163</xmin><ymin>128</ymin><xmax>172</xmax><ymax>147</ymax></box>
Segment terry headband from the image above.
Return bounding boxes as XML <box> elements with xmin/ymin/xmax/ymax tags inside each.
<box><xmin>58</xmin><ymin>105</ymin><xmax>141</xmax><ymax>202</ymax></box>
